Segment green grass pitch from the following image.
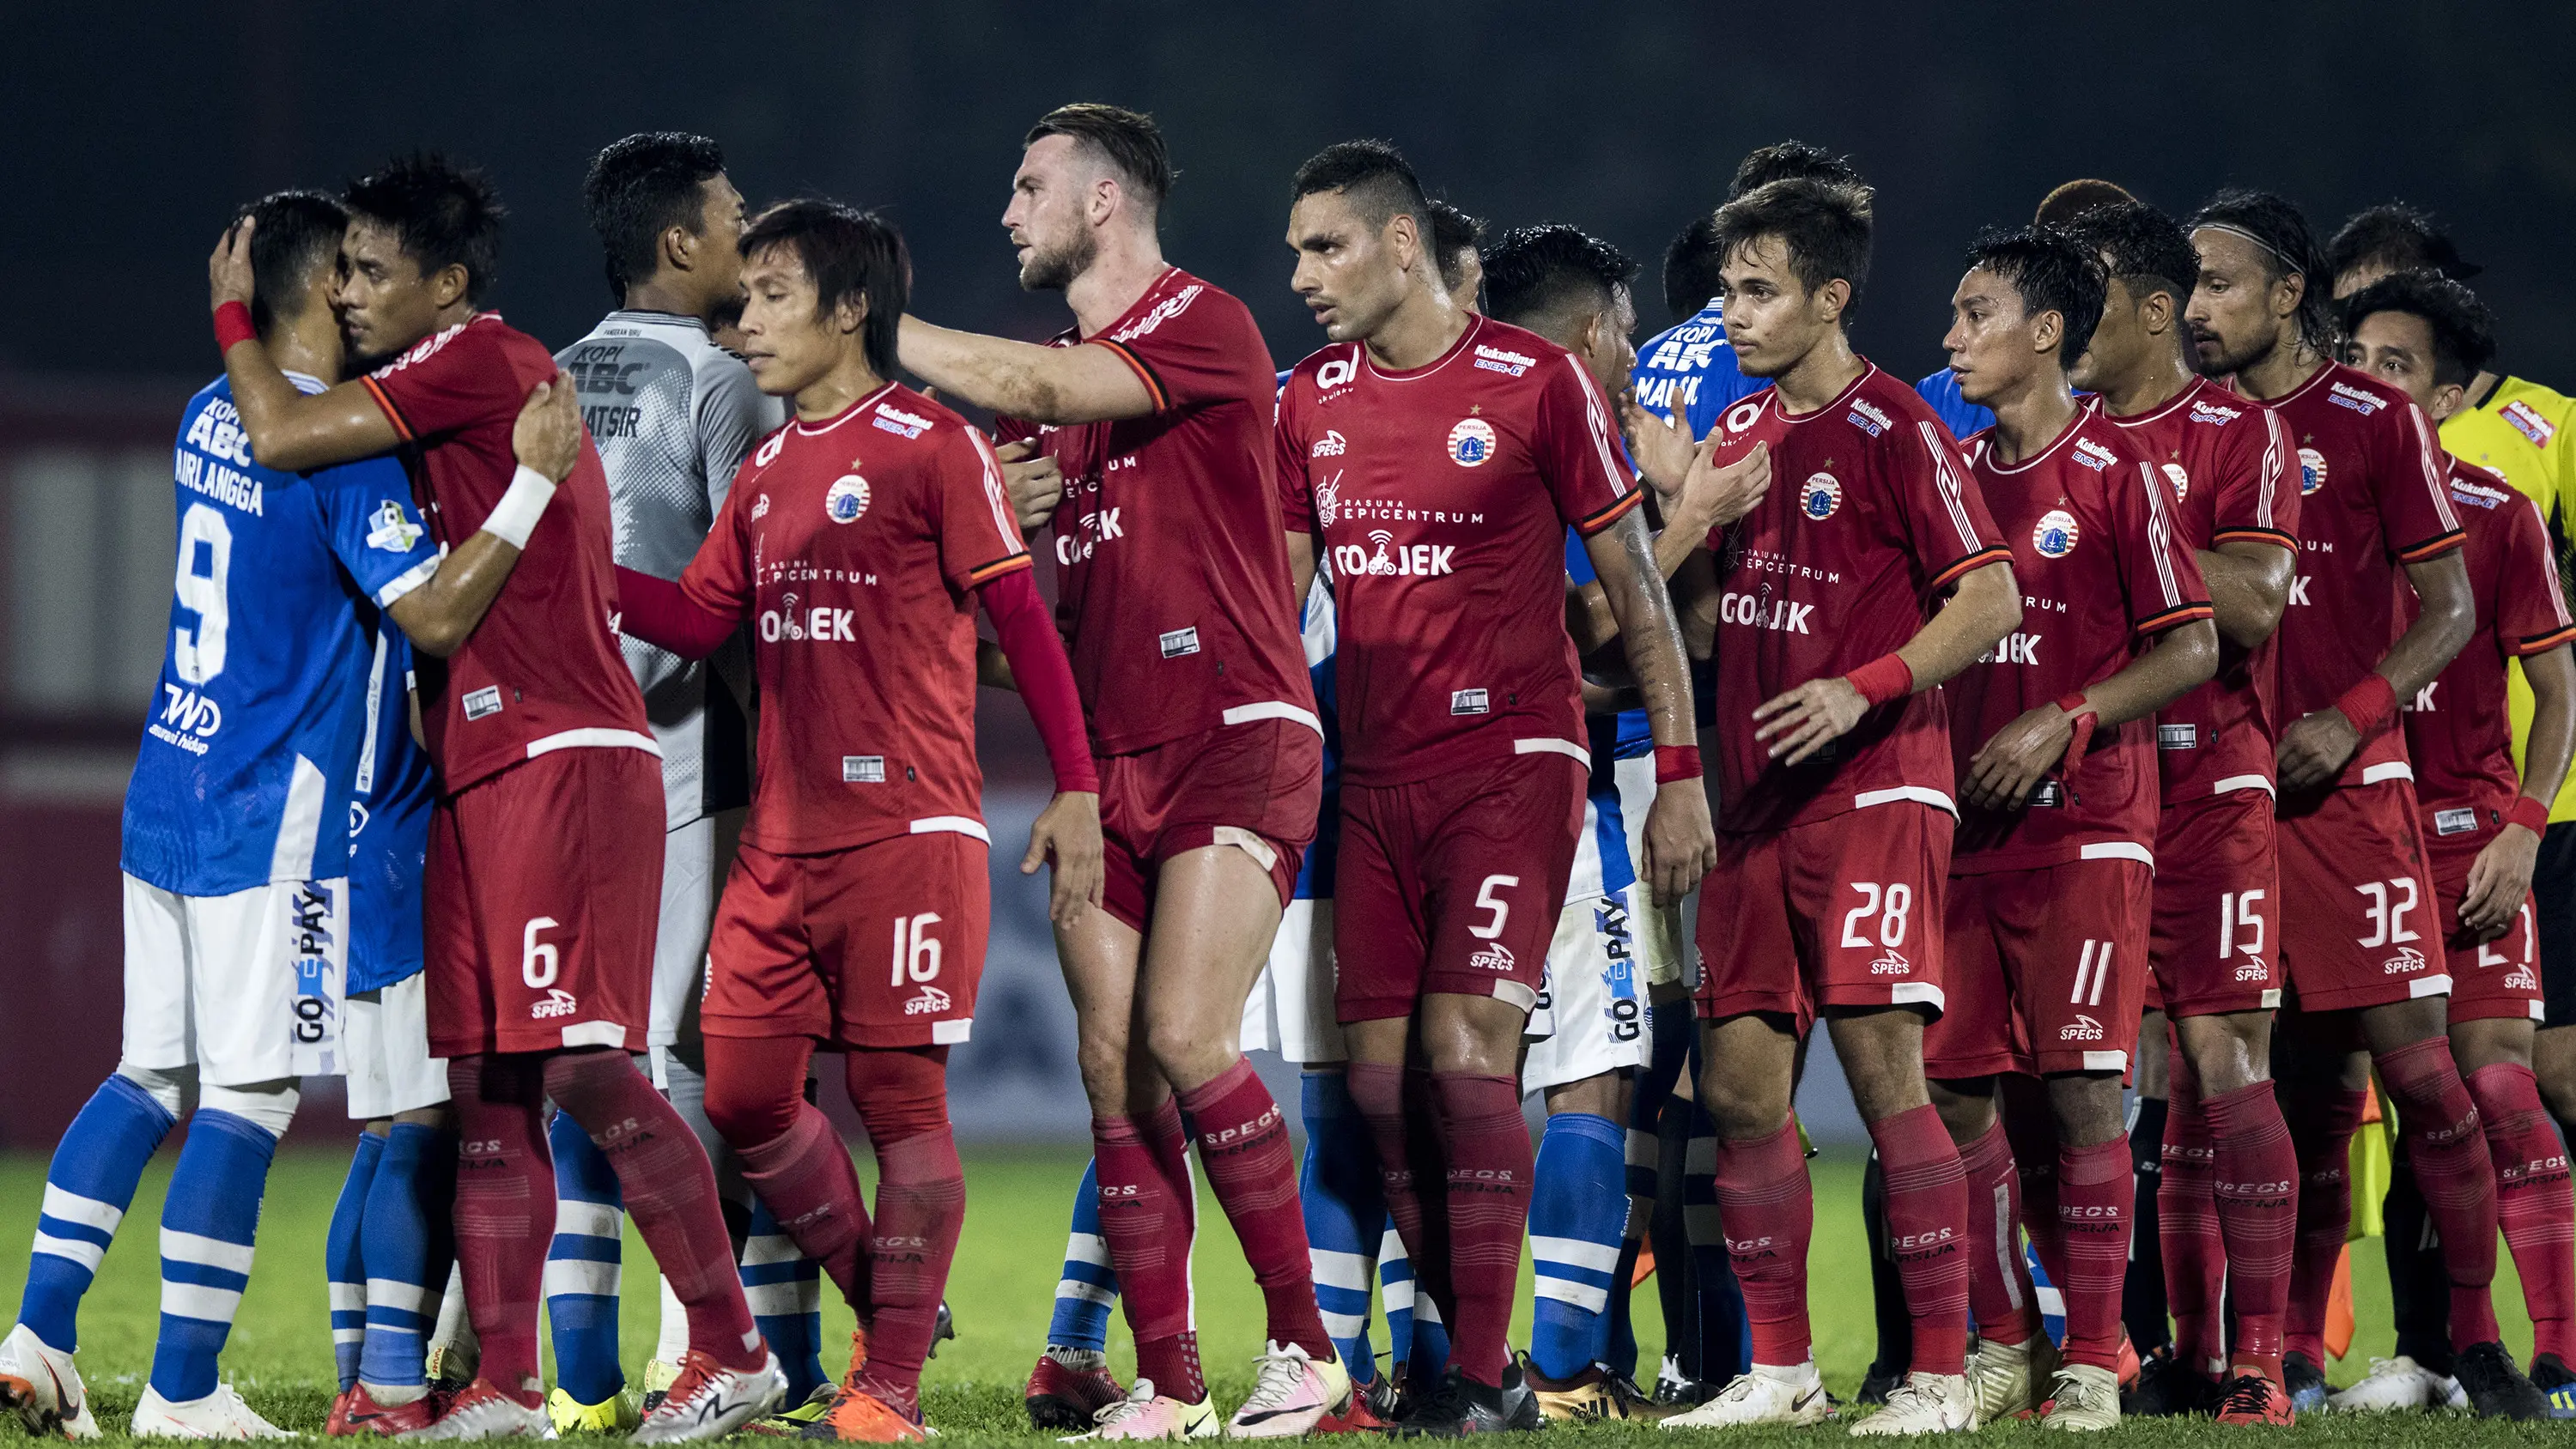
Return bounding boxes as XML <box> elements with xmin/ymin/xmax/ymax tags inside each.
<box><xmin>0</xmin><ymin>1147</ymin><xmax>2553</xmax><ymax>1444</ymax></box>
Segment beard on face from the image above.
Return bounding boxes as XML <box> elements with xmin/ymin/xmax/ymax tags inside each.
<box><xmin>1018</xmin><ymin>225</ymin><xmax>1099</xmax><ymax>293</ymax></box>
<box><xmin>2190</xmin><ymin>323</ymin><xmax>2269</xmax><ymax>379</ymax></box>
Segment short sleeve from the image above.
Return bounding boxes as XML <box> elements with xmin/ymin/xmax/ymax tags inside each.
<box><xmin>679</xmin><ymin>458</ymin><xmax>759</xmax><ymax>619</ymax></box>
<box><xmin>1274</xmin><ymin>383</ymin><xmax>1315</xmax><ymax>532</ymax></box>
<box><xmin>937</xmin><ymin>428</ymin><xmax>1036</xmax><ymax>594</ymax></box>
<box><xmin>1092</xmin><ymin>283</ymin><xmax>1268</xmax><ymax>415</ymax></box>
<box><xmin>361</xmin><ymin>324</ymin><xmax>522</xmax><ymax>444</ymax></box>
<box><xmin>2498</xmin><ymin>495</ymin><xmax>2576</xmax><ymax>657</ymax></box>
<box><xmin>2112</xmin><ymin>458</ymin><xmax>2215</xmax><ymax>637</ymax></box>
<box><xmin>2378</xmin><ymin>403</ymin><xmax>2467</xmax><ymax>562</ymax></box>
<box><xmin>696</xmin><ymin>363</ymin><xmax>781</xmax><ymax>518</ymax></box>
<box><xmin>1890</xmin><ymin>416</ymin><xmax>2012</xmax><ymax>591</ymax></box>
<box><xmin>318</xmin><ymin>455</ymin><xmax>441</xmax><ymax>608</ymax></box>
<box><xmin>2211</xmin><ymin>408</ymin><xmax>2299</xmax><ymax>549</ymax></box>
<box><xmin>1534</xmin><ymin>355</ymin><xmax>1643</xmax><ymax>537</ymax></box>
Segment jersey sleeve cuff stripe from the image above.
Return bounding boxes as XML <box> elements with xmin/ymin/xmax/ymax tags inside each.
<box><xmin>2512</xmin><ymin>622</ymin><xmax>2576</xmax><ymax>655</ymax></box>
<box><xmin>2213</xmin><ymin>526</ymin><xmax>2297</xmax><ymax>549</ymax></box>
<box><xmin>2395</xmin><ymin>529</ymin><xmax>2467</xmax><ymax>562</ymax></box>
<box><xmin>1094</xmin><ymin>339</ymin><xmax>1170</xmax><ymax>412</ymax></box>
<box><xmin>1927</xmin><ymin>544</ymin><xmax>2013</xmax><ymax>592</ymax></box>
<box><xmin>374</xmin><ymin>555</ymin><xmax>440</xmax><ymax>609</ymax></box>
<box><xmin>966</xmin><ymin>551</ymin><xmax>1034</xmax><ymax>585</ymax></box>
<box><xmin>358</xmin><ymin>375</ymin><xmax>415</xmax><ymax>443</ymax></box>
<box><xmin>2132</xmin><ymin>601</ymin><xmax>2215</xmax><ymax>636</ymax></box>
<box><xmin>1573</xmin><ymin>488</ymin><xmax>1644</xmax><ymax>537</ymax></box>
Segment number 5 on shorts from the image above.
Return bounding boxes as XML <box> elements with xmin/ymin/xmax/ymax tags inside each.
<box><xmin>1471</xmin><ymin>876</ymin><xmax>1520</xmax><ymax>940</ymax></box>
<box><xmin>523</xmin><ymin>917</ymin><xmax>561</xmax><ymax>988</ymax></box>
<box><xmin>1840</xmin><ymin>882</ymin><xmax>1913</xmax><ymax>949</ymax></box>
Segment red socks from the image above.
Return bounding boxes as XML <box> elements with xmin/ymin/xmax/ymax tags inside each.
<box><xmin>2160</xmin><ymin>1050</ymin><xmax>2226</xmax><ymax>1378</ymax></box>
<box><xmin>846</xmin><ymin>1049</ymin><xmax>964</xmax><ymax>1408</ymax></box>
<box><xmin>2378</xmin><ymin>1036</ymin><xmax>2501</xmax><ymax>1351</ymax></box>
<box><xmin>1179</xmin><ymin>1058</ymin><xmax>1333</xmax><ymax>1361</ymax></box>
<box><xmin>1870</xmin><ymin>1106</ymin><xmax>1970</xmax><ymax>1376</ymax></box>
<box><xmin>2204</xmin><ymin>1076</ymin><xmax>2296</xmax><ymax>1379</ymax></box>
<box><xmin>2469</xmin><ymin>1061</ymin><xmax>2573</xmax><ymax>1362</ymax></box>
<box><xmin>1346</xmin><ymin>1062</ymin><xmax>1452</xmax><ymax>1324</ymax></box>
<box><xmin>2057</xmin><ymin>1135</ymin><xmax>2135</xmax><ymax>1371</ymax></box>
<box><xmin>1427</xmin><ymin>1072</ymin><xmax>1532</xmax><ymax>1388</ymax></box>
<box><xmin>2281</xmin><ymin>1083</ymin><xmax>2366</xmax><ymax>1365</ymax></box>
<box><xmin>707</xmin><ymin>1037</ymin><xmax>872</xmax><ymax>1307</ymax></box>
<box><xmin>448</xmin><ymin>1055</ymin><xmax>552</xmax><ymax>1404</ymax></box>
<box><xmin>1959</xmin><ymin>1120</ymin><xmax>2039</xmax><ymax>1344</ymax></box>
<box><xmin>1093</xmin><ymin>1100</ymin><xmax>1204</xmax><ymax>1400</ymax></box>
<box><xmin>1711</xmin><ymin>1119</ymin><xmax>1814</xmax><ymax>1366</ymax></box>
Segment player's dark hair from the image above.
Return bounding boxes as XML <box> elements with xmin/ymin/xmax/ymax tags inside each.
<box><xmin>1026</xmin><ymin>103</ymin><xmax>1174</xmax><ymax>213</ymax></box>
<box><xmin>2191</xmin><ymin>188</ymin><xmax>2335</xmax><ymax>353</ymax></box>
<box><xmin>1291</xmin><ymin>140</ymin><xmax>1431</xmax><ymax>239</ymax></box>
<box><xmin>1662</xmin><ymin>215</ymin><xmax>1725</xmax><ymax>320</ymax></box>
<box><xmin>235</xmin><ymin>190</ymin><xmax>348</xmax><ymax>338</ymax></box>
<box><xmin>2033</xmin><ymin>179</ymin><xmax>2133</xmax><ymax>227</ymax></box>
<box><xmin>1963</xmin><ymin>226</ymin><xmax>2107</xmax><ymax>366</ymax></box>
<box><xmin>2342</xmin><ymin>269</ymin><xmax>2497</xmax><ymax>389</ymax></box>
<box><xmin>739</xmin><ymin>199</ymin><xmax>908</xmax><ymax>379</ymax></box>
<box><xmin>343</xmin><ymin>152</ymin><xmax>506</xmax><ymax>305</ymax></box>
<box><xmin>2068</xmin><ymin>201</ymin><xmax>2199</xmax><ymax>315</ymax></box>
<box><xmin>1425</xmin><ymin>199</ymin><xmax>1485</xmax><ymax>296</ymax></box>
<box><xmin>1728</xmin><ymin>141</ymin><xmax>1862</xmax><ymax>200</ymax></box>
<box><xmin>583</xmin><ymin>131</ymin><xmax>727</xmax><ymax>302</ymax></box>
<box><xmin>1481</xmin><ymin>225</ymin><xmax>1637</xmax><ymax>337</ymax></box>
<box><xmin>2327</xmin><ymin>203</ymin><xmax>2481</xmax><ymax>285</ymax></box>
<box><xmin>1710</xmin><ymin>176</ymin><xmax>1875</xmax><ymax>324</ymax></box>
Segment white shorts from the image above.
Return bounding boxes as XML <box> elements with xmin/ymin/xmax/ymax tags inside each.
<box><xmin>1242</xmin><ymin>898</ymin><xmax>1345</xmax><ymax>1064</ymax></box>
<box><xmin>1522</xmin><ymin>888</ymin><xmax>1647</xmax><ymax>1094</ymax></box>
<box><xmin>1612</xmin><ymin>753</ymin><xmax>1692</xmax><ymax>989</ymax></box>
<box><xmin>650</xmin><ymin>814</ymin><xmax>719</xmax><ymax>1049</ymax></box>
<box><xmin>122</xmin><ymin>872</ymin><xmax>346</xmax><ymax>1087</ymax></box>
<box><xmin>343</xmin><ymin>973</ymin><xmax>449</xmax><ymax>1119</ymax></box>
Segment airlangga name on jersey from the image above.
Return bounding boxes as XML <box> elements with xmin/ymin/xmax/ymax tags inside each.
<box><xmin>176</xmin><ymin>397</ymin><xmax>266</xmax><ymax>516</ymax></box>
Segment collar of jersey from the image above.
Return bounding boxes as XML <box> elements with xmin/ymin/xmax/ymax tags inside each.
<box><xmin>1979</xmin><ymin>399</ymin><xmax>2093</xmax><ymax>475</ymax></box>
<box><xmin>1768</xmin><ymin>361</ymin><xmax>1879</xmax><ymax>425</ymax></box>
<box><xmin>605</xmin><ymin>309</ymin><xmax>710</xmax><ymax>335</ymax></box>
<box><xmin>1362</xmin><ymin>313</ymin><xmax>1483</xmax><ymax>384</ymax></box>
<box><xmin>2255</xmin><ymin>358</ymin><xmax>2342</xmax><ymax>410</ymax></box>
<box><xmin>791</xmin><ymin>380</ymin><xmax>900</xmax><ymax>438</ymax></box>
<box><xmin>2104</xmin><ymin>375</ymin><xmax>2211</xmax><ymax>431</ymax></box>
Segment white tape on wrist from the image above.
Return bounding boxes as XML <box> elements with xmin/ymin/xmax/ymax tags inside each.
<box><xmin>481</xmin><ymin>465</ymin><xmax>558</xmax><ymax>549</ymax></box>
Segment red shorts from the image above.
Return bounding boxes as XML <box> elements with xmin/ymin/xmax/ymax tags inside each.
<box><xmin>1334</xmin><ymin>750</ymin><xmax>1586</xmax><ymax>1022</ymax></box>
<box><xmin>2427</xmin><ymin>833</ymin><xmax>2546</xmax><ymax>1023</ymax></box>
<box><xmin>701</xmin><ymin>831</ymin><xmax>988</xmax><ymax>1047</ymax></box>
<box><xmin>426</xmin><ymin>747</ymin><xmax>663</xmax><ymax>1058</ymax></box>
<box><xmin>1926</xmin><ymin>857</ymin><xmax>2153</xmax><ymax>1077</ymax></box>
<box><xmin>1695</xmin><ymin>800</ymin><xmax>1953</xmax><ymax>1034</ymax></box>
<box><xmin>2277</xmin><ymin>778</ymin><xmax>2445</xmax><ymax>1011</ymax></box>
<box><xmin>1097</xmin><ymin>718</ymin><xmax>1321</xmax><ymax>934</ymax></box>
<box><xmin>2149</xmin><ymin>790</ymin><xmax>2284</xmax><ymax>1018</ymax></box>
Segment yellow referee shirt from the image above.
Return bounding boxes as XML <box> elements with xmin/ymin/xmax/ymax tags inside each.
<box><xmin>2443</xmin><ymin>374</ymin><xmax>2576</xmax><ymax>821</ymax></box>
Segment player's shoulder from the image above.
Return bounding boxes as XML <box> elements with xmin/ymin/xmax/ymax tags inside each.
<box><xmin>868</xmin><ymin>383</ymin><xmax>981</xmax><ymax>458</ymax></box>
<box><xmin>372</xmin><ymin>310</ymin><xmax>528</xmax><ymax>382</ymax></box>
<box><xmin>2445</xmin><ymin>455</ymin><xmax>2518</xmax><ymax>516</ymax></box>
<box><xmin>1103</xmin><ymin>266</ymin><xmax>1252</xmax><ymax>348</ymax></box>
<box><xmin>1465</xmin><ymin>316</ymin><xmax>1584</xmax><ymax>396</ymax></box>
<box><xmin>2172</xmin><ymin>376</ymin><xmax>2264</xmax><ymax>432</ymax></box>
<box><xmin>1281</xmin><ymin>339</ymin><xmax>1370</xmax><ymax>399</ymax></box>
<box><xmin>2309</xmin><ymin>361</ymin><xmax>2417</xmax><ymax>425</ymax></box>
<box><xmin>1845</xmin><ymin>363</ymin><xmax>1950</xmax><ymax>447</ymax></box>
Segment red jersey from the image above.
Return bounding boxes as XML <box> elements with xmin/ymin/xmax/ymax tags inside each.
<box><xmin>2403</xmin><ymin>458</ymin><xmax>2576</xmax><ymax>829</ymax></box>
<box><xmin>2249</xmin><ymin>361</ymin><xmax>2464</xmax><ymax>790</ymax></box>
<box><xmin>1701</xmin><ymin>363</ymin><xmax>2013</xmax><ymax>834</ymax></box>
<box><xmin>2103</xmin><ymin>377</ymin><xmax>2299</xmax><ymax>800</ymax></box>
<box><xmin>1275</xmin><ymin>316</ymin><xmax>1641</xmax><ymax>786</ymax></box>
<box><xmin>361</xmin><ymin>312</ymin><xmax>649</xmax><ymax>793</ymax></box>
<box><xmin>1950</xmin><ymin>405</ymin><xmax>2214</xmax><ymax>870</ymax></box>
<box><xmin>680</xmin><ymin>383</ymin><xmax>1031</xmax><ymax>856</ymax></box>
<box><xmin>997</xmin><ymin>268</ymin><xmax>1314</xmax><ymax>755</ymax></box>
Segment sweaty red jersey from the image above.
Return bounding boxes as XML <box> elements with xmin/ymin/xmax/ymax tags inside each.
<box><xmin>996</xmin><ymin>268</ymin><xmax>1314</xmax><ymax>755</ymax></box>
<box><xmin>1700</xmin><ymin>363</ymin><xmax>2013</xmax><ymax>834</ymax></box>
<box><xmin>681</xmin><ymin>383</ymin><xmax>1031</xmax><ymax>855</ymax></box>
<box><xmin>2248</xmin><ymin>361</ymin><xmax>2463</xmax><ymax>789</ymax></box>
<box><xmin>2403</xmin><ymin>457</ymin><xmax>2576</xmax><ymax>827</ymax></box>
<box><xmin>361</xmin><ymin>312</ymin><xmax>649</xmax><ymax>792</ymax></box>
<box><xmin>2105</xmin><ymin>377</ymin><xmax>2299</xmax><ymax>800</ymax></box>
<box><xmin>1276</xmin><ymin>316</ymin><xmax>1641</xmax><ymax>785</ymax></box>
<box><xmin>1950</xmin><ymin>405</ymin><xmax>2214</xmax><ymax>870</ymax></box>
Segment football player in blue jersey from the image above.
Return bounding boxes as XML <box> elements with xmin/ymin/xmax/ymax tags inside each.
<box><xmin>0</xmin><ymin>190</ymin><xmax>581</xmax><ymax>1440</ymax></box>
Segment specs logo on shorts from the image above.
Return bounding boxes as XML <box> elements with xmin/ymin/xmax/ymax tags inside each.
<box><xmin>531</xmin><ymin>988</ymin><xmax>579</xmax><ymax>1021</ymax></box>
<box><xmin>2235</xmin><ymin>961</ymin><xmax>2269</xmax><ymax>982</ymax></box>
<box><xmin>1447</xmin><ymin>417</ymin><xmax>1497</xmax><ymax>467</ymax></box>
<box><xmin>1868</xmin><ymin>950</ymin><xmax>1911</xmax><ymax>975</ymax></box>
<box><xmin>1468</xmin><ymin>942</ymin><xmax>1516</xmax><ymax>973</ymax></box>
<box><xmin>903</xmin><ymin>985</ymin><xmax>953</xmax><ymax>1016</ymax></box>
<box><xmin>824</xmin><ymin>475</ymin><xmax>871</xmax><ymax>524</ymax></box>
<box><xmin>2380</xmin><ymin>946</ymin><xmax>2430</xmax><ymax>975</ymax></box>
<box><xmin>2059</xmin><ymin>1014</ymin><xmax>2105</xmax><ymax>1042</ymax></box>
<box><xmin>2507</xmin><ymin>967</ymin><xmax>2541</xmax><ymax>993</ymax></box>
<box><xmin>1800</xmin><ymin>472</ymin><xmax>1843</xmax><ymax>521</ymax></box>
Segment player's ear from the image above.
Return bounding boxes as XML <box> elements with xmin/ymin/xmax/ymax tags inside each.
<box><xmin>2032</xmin><ymin>308</ymin><xmax>2063</xmax><ymax>360</ymax></box>
<box><xmin>2140</xmin><ymin>287</ymin><xmax>2173</xmax><ymax>336</ymax></box>
<box><xmin>2273</xmin><ymin>269</ymin><xmax>2306</xmax><ymax>324</ymax></box>
<box><xmin>1814</xmin><ymin>276</ymin><xmax>1850</xmax><ymax>325</ymax></box>
<box><xmin>840</xmin><ymin>292</ymin><xmax>869</xmax><ymax>338</ymax></box>
<box><xmin>662</xmin><ymin>221</ymin><xmax>695</xmax><ymax>275</ymax></box>
<box><xmin>1388</xmin><ymin>212</ymin><xmax>1419</xmax><ymax>275</ymax></box>
<box><xmin>2430</xmin><ymin>379</ymin><xmax>2467</xmax><ymax>422</ymax></box>
<box><xmin>430</xmin><ymin>263</ymin><xmax>471</xmax><ymax>311</ymax></box>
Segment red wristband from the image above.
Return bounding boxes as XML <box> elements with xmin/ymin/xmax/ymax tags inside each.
<box><xmin>214</xmin><ymin>300</ymin><xmax>257</xmax><ymax>354</ymax></box>
<box><xmin>2334</xmin><ymin>674</ymin><xmax>2398</xmax><ymax>736</ymax></box>
<box><xmin>1845</xmin><ymin>653</ymin><xmax>1913</xmax><ymax>707</ymax></box>
<box><xmin>2055</xmin><ymin>690</ymin><xmax>2094</xmax><ymax>718</ymax></box>
<box><xmin>1655</xmin><ymin>745</ymin><xmax>1703</xmax><ymax>785</ymax></box>
<box><xmin>2507</xmin><ymin>796</ymin><xmax>2551</xmax><ymax>834</ymax></box>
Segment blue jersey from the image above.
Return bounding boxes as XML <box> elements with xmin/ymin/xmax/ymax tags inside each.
<box><xmin>1916</xmin><ymin>367</ymin><xmax>1996</xmax><ymax>440</ymax></box>
<box><xmin>1559</xmin><ymin>530</ymin><xmax>1643</xmax><ymax>899</ymax></box>
<box><xmin>121</xmin><ymin>373</ymin><xmax>440</xmax><ymax>896</ymax></box>
<box><xmin>347</xmin><ymin>626</ymin><xmax>434</xmax><ymax>992</ymax></box>
<box><xmin>1631</xmin><ymin>299</ymin><xmax>1767</xmax><ymax>440</ymax></box>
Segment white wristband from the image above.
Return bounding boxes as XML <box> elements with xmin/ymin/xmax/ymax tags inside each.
<box><xmin>480</xmin><ymin>465</ymin><xmax>557</xmax><ymax>549</ymax></box>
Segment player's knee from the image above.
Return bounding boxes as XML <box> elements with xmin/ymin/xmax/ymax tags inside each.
<box><xmin>116</xmin><ymin>1060</ymin><xmax>199</xmax><ymax>1118</ymax></box>
<box><xmin>702</xmin><ymin>1076</ymin><xmax>799</xmax><ymax>1150</ymax></box>
<box><xmin>201</xmin><ymin>1080</ymin><xmax>300</xmax><ymax>1138</ymax></box>
<box><xmin>1696</xmin><ymin>1065</ymin><xmax>1787</xmax><ymax>1141</ymax></box>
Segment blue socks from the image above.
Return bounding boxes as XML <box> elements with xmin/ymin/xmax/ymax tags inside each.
<box><xmin>544</xmin><ymin>1107</ymin><xmax>625</xmax><ymax>1404</ymax></box>
<box><xmin>20</xmin><ymin>1074</ymin><xmax>179</xmax><ymax>1354</ymax></box>
<box><xmin>358</xmin><ymin>1123</ymin><xmax>453</xmax><ymax>1390</ymax></box>
<box><xmin>1298</xmin><ymin>1070</ymin><xmax>1388</xmax><ymax>1381</ymax></box>
<box><xmin>1045</xmin><ymin>1158</ymin><xmax>1116</xmax><ymax>1352</ymax></box>
<box><xmin>741</xmin><ymin>1198</ymin><xmax>827</xmax><ymax>1399</ymax></box>
<box><xmin>150</xmin><ymin>1109</ymin><xmax>279</xmax><ymax>1403</ymax></box>
<box><xmin>328</xmin><ymin>1133</ymin><xmax>385</xmax><ymax>1390</ymax></box>
<box><xmin>1529</xmin><ymin>1112</ymin><xmax>1628</xmax><ymax>1381</ymax></box>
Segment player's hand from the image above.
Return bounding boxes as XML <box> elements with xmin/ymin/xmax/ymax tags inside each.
<box><xmin>1680</xmin><ymin>439</ymin><xmax>1771</xmax><ymax>531</ymax></box>
<box><xmin>1964</xmin><ymin>702</ymin><xmax>2077</xmax><ymax>812</ymax></box>
<box><xmin>1753</xmin><ymin>676</ymin><xmax>1869</xmax><ymax>766</ymax></box>
<box><xmin>2460</xmin><ymin>820</ymin><xmax>2541</xmax><ymax>939</ymax></box>
<box><xmin>1620</xmin><ymin>391</ymin><xmax>1700</xmax><ymax>501</ymax></box>
<box><xmin>209</xmin><ymin>217</ymin><xmax>257</xmax><ymax>311</ymax></box>
<box><xmin>1025</xmin><ymin>789</ymin><xmax>1104</xmax><ymax>927</ymax></box>
<box><xmin>1641</xmin><ymin>778</ymin><xmax>1716</xmax><ymax>908</ymax></box>
<box><xmin>995</xmin><ymin>438</ymin><xmax>1064</xmax><ymax>531</ymax></box>
<box><xmin>2275</xmin><ymin>707</ymin><xmax>2362</xmax><ymax>793</ymax></box>
<box><xmin>513</xmin><ymin>370</ymin><xmax>586</xmax><ymax>482</ymax></box>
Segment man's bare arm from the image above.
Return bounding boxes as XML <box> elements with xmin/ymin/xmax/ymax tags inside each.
<box><xmin>2278</xmin><ymin>549</ymin><xmax>2474</xmax><ymax>791</ymax></box>
<box><xmin>897</xmin><ymin>316</ymin><xmax>1153</xmax><ymax>425</ymax></box>
<box><xmin>2197</xmin><ymin>540</ymin><xmax>2293</xmax><ymax>651</ymax></box>
<box><xmin>1754</xmin><ymin>561</ymin><xmax>2021</xmax><ymax>767</ymax></box>
<box><xmin>1286</xmin><ymin>530</ymin><xmax>1318</xmax><ymax>618</ymax></box>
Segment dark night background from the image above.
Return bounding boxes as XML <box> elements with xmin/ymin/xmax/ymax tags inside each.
<box><xmin>8</xmin><ymin>1</ymin><xmax>2576</xmax><ymax>387</ymax></box>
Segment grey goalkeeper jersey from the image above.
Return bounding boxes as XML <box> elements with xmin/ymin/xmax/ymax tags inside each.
<box><xmin>560</xmin><ymin>311</ymin><xmax>783</xmax><ymax>828</ymax></box>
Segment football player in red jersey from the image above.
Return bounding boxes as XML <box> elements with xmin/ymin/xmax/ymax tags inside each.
<box><xmin>894</xmin><ymin>105</ymin><xmax>1349</xmax><ymax>1438</ymax></box>
<box><xmin>2065</xmin><ymin>200</ymin><xmax>2306</xmax><ymax>1421</ymax></box>
<box><xmin>209</xmin><ymin>155</ymin><xmax>785</xmax><ymax>1440</ymax></box>
<box><xmin>2186</xmin><ymin>190</ymin><xmax>2543</xmax><ymax>1417</ymax></box>
<box><xmin>1660</xmin><ymin>177</ymin><xmax>2024</xmax><ymax>1435</ymax></box>
<box><xmin>607</xmin><ymin>201</ymin><xmax>1102</xmax><ymax>1442</ymax></box>
<box><xmin>1926</xmin><ymin>227</ymin><xmax>2219</xmax><ymax>1432</ymax></box>
<box><xmin>2347</xmin><ymin>271</ymin><xmax>2576</xmax><ymax>1411</ymax></box>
